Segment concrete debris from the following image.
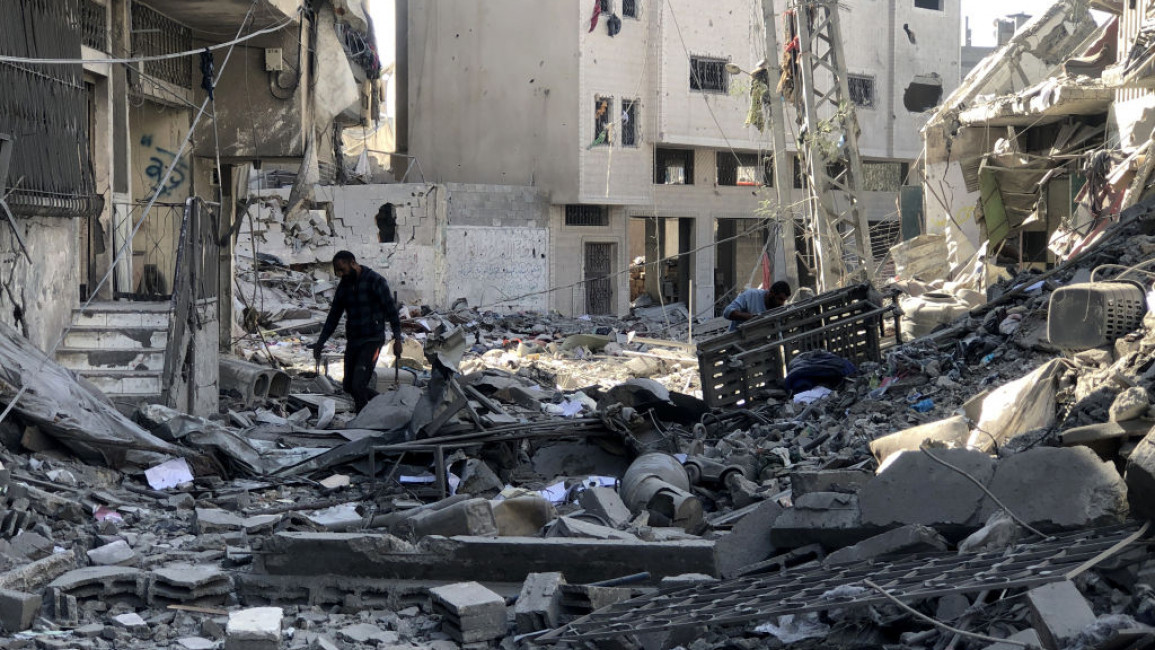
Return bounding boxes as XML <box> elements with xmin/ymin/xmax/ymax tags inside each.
<box><xmin>0</xmin><ymin>182</ymin><xmax>1154</xmax><ymax>650</ymax></box>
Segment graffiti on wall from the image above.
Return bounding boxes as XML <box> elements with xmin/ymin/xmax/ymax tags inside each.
<box><xmin>445</xmin><ymin>226</ymin><xmax>549</xmax><ymax>311</ymax></box>
<box><xmin>139</xmin><ymin>134</ymin><xmax>188</xmax><ymax>198</ymax></box>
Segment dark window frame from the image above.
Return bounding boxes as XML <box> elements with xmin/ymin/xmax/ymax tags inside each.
<box><xmin>689</xmin><ymin>56</ymin><xmax>728</xmax><ymax>93</ymax></box>
<box><xmin>565</xmin><ymin>205</ymin><xmax>611</xmax><ymax>227</ymax></box>
<box><xmin>655</xmin><ymin>148</ymin><xmax>695</xmax><ymax>185</ymax></box>
<box><xmin>847</xmin><ymin>74</ymin><xmax>875</xmax><ymax>108</ymax></box>
<box><xmin>593</xmin><ymin>96</ymin><xmax>613</xmax><ymax>147</ymax></box>
<box><xmin>623</xmin><ymin>0</ymin><xmax>638</xmax><ymax>18</ymax></box>
<box><xmin>621</xmin><ymin>99</ymin><xmax>639</xmax><ymax>147</ymax></box>
<box><xmin>717</xmin><ymin>152</ymin><xmax>772</xmax><ymax>187</ymax></box>
<box><xmin>913</xmin><ymin>0</ymin><xmax>943</xmax><ymax>9</ymax></box>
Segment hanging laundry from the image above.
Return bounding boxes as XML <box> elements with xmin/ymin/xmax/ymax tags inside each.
<box><xmin>777</xmin><ymin>11</ymin><xmax>799</xmax><ymax>106</ymax></box>
<box><xmin>589</xmin><ymin>0</ymin><xmax>602</xmax><ymax>33</ymax></box>
<box><xmin>200</xmin><ymin>48</ymin><xmax>215</xmax><ymax>101</ymax></box>
<box><xmin>607</xmin><ymin>14</ymin><xmax>622</xmax><ymax>36</ymax></box>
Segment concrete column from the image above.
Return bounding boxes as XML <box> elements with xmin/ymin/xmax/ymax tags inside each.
<box><xmin>109</xmin><ymin>0</ymin><xmax>132</xmax><ymax>296</ymax></box>
<box><xmin>693</xmin><ymin>215</ymin><xmax>715</xmax><ymax>324</ymax></box>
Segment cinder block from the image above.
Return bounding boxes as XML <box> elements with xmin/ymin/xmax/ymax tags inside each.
<box><xmin>1027</xmin><ymin>581</ymin><xmax>1096</xmax><ymax>650</ymax></box>
<box><xmin>429</xmin><ymin>581</ymin><xmax>506</xmax><ymax>643</ymax></box>
<box><xmin>0</xmin><ymin>588</ymin><xmax>41</xmax><ymax>632</ymax></box>
<box><xmin>514</xmin><ymin>572</ymin><xmax>565</xmax><ymax>633</ymax></box>
<box><xmin>225</xmin><ymin>607</ymin><xmax>283</xmax><ymax>650</ymax></box>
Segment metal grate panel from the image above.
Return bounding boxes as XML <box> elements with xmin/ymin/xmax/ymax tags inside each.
<box><xmin>542</xmin><ymin>525</ymin><xmax>1148</xmax><ymax>642</ymax></box>
<box><xmin>131</xmin><ymin>2</ymin><xmax>192</xmax><ymax>88</ymax></box>
<box><xmin>585</xmin><ymin>243</ymin><xmax>614</xmax><ymax>315</ymax></box>
<box><xmin>79</xmin><ymin>0</ymin><xmax>108</xmax><ymax>51</ymax></box>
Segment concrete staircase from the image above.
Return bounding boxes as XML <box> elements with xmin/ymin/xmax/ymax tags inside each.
<box><xmin>54</xmin><ymin>302</ymin><xmax>172</xmax><ymax>406</ymax></box>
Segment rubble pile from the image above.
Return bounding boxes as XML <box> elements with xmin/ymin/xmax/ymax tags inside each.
<box><xmin>2</xmin><ymin>215</ymin><xmax>1155</xmax><ymax>648</ymax></box>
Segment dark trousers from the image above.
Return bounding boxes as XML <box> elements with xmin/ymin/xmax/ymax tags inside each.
<box><xmin>343</xmin><ymin>339</ymin><xmax>383</xmax><ymax>412</ymax></box>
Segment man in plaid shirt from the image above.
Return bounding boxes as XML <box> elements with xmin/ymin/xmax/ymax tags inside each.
<box><xmin>313</xmin><ymin>251</ymin><xmax>404</xmax><ymax>412</ymax></box>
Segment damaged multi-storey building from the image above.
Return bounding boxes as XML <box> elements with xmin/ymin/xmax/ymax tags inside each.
<box><xmin>0</xmin><ymin>0</ymin><xmax>384</xmax><ymax>414</ymax></box>
<box><xmin>921</xmin><ymin>0</ymin><xmax>1151</xmax><ymax>283</ymax></box>
<box><xmin>398</xmin><ymin>0</ymin><xmax>962</xmax><ymax>317</ymax></box>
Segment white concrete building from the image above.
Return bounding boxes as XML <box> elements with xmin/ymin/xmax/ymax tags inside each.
<box><xmin>401</xmin><ymin>0</ymin><xmax>961</xmax><ymax>318</ymax></box>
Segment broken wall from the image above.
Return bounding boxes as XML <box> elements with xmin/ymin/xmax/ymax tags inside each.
<box><xmin>0</xmin><ymin>218</ymin><xmax>79</xmax><ymax>353</ymax></box>
<box><xmin>239</xmin><ymin>183</ymin><xmax>550</xmax><ymax>312</ymax></box>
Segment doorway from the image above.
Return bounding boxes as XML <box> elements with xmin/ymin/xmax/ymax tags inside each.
<box><xmin>584</xmin><ymin>242</ymin><xmax>615</xmax><ymax>315</ymax></box>
<box><xmin>714</xmin><ymin>218</ymin><xmax>770</xmax><ymax>316</ymax></box>
<box><xmin>628</xmin><ymin>216</ymin><xmax>695</xmax><ymax>307</ymax></box>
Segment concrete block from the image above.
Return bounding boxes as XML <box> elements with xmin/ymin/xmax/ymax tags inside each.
<box><xmin>0</xmin><ymin>588</ymin><xmax>41</xmax><ymax>632</ymax></box>
<box><xmin>1126</xmin><ymin>426</ymin><xmax>1155</xmax><ymax>520</ymax></box>
<box><xmin>407</xmin><ymin>498</ymin><xmax>498</xmax><ymax>539</ymax></box>
<box><xmin>195</xmin><ymin>509</ymin><xmax>245</xmax><ymax>534</ymax></box>
<box><xmin>1027</xmin><ymin>581</ymin><xmax>1095</xmax><ymax>649</ymax></box>
<box><xmin>869</xmin><ymin>416</ymin><xmax>971</xmax><ymax>465</ymax></box>
<box><xmin>789</xmin><ymin>469</ymin><xmax>872</xmax><ymax>498</ymax></box>
<box><xmin>558</xmin><ymin>584</ymin><xmax>632</xmax><ymax>615</ymax></box>
<box><xmin>859</xmin><ymin>449</ymin><xmax>995</xmax><ymax>530</ymax></box>
<box><xmin>824</xmin><ymin>524</ymin><xmax>948</xmax><ymax>566</ymax></box>
<box><xmin>336</xmin><ymin>623</ymin><xmax>398</xmax><ymax>644</ymax></box>
<box><xmin>982</xmin><ymin>447</ymin><xmax>1127</xmax><ymax>530</ymax></box>
<box><xmin>714</xmin><ymin>500</ymin><xmax>782</xmax><ymax>578</ymax></box>
<box><xmin>87</xmin><ymin>540</ymin><xmax>136</xmax><ymax>566</ymax></box>
<box><xmin>429</xmin><ymin>581</ymin><xmax>506</xmax><ymax>643</ymax></box>
<box><xmin>514</xmin><ymin>572</ymin><xmax>565</xmax><ymax>633</ymax></box>
<box><xmin>1110</xmin><ymin>386</ymin><xmax>1149</xmax><ymax>422</ymax></box>
<box><xmin>770</xmin><ymin>492</ymin><xmax>876</xmax><ymax>550</ymax></box>
<box><xmin>579</xmin><ymin>487</ymin><xmax>633</xmax><ymax>529</ymax></box>
<box><xmin>225</xmin><ymin>607</ymin><xmax>283</xmax><ymax>650</ymax></box>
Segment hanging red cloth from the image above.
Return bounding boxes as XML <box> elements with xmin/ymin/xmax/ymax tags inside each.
<box><xmin>589</xmin><ymin>0</ymin><xmax>602</xmax><ymax>32</ymax></box>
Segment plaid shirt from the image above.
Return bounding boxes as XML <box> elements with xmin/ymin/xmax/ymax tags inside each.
<box><xmin>318</xmin><ymin>266</ymin><xmax>402</xmax><ymax>345</ymax></box>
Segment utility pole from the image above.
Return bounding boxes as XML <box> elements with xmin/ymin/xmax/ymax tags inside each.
<box><xmin>789</xmin><ymin>0</ymin><xmax>874</xmax><ymax>292</ymax></box>
<box><xmin>761</xmin><ymin>0</ymin><xmax>800</xmax><ymax>290</ymax></box>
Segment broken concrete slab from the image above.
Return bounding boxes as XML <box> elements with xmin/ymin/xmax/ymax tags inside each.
<box><xmin>256</xmin><ymin>532</ymin><xmax>718</xmax><ymax>583</ymax></box>
<box><xmin>982</xmin><ymin>446</ymin><xmax>1127</xmax><ymax>530</ymax></box>
<box><xmin>225</xmin><ymin>607</ymin><xmax>283</xmax><ymax>650</ymax></box>
<box><xmin>869</xmin><ymin>416</ymin><xmax>970</xmax><ymax>465</ymax></box>
<box><xmin>713</xmin><ymin>500</ymin><xmax>782</xmax><ymax>579</ymax></box>
<box><xmin>789</xmin><ymin>469</ymin><xmax>872</xmax><ymax>498</ymax></box>
<box><xmin>859</xmin><ymin>449</ymin><xmax>995</xmax><ymax>530</ymax></box>
<box><xmin>1110</xmin><ymin>386</ymin><xmax>1150</xmax><ymax>422</ymax></box>
<box><xmin>981</xmin><ymin>629</ymin><xmax>1042</xmax><ymax>650</ymax></box>
<box><xmin>1027</xmin><ymin>581</ymin><xmax>1096</xmax><ymax>650</ymax></box>
<box><xmin>578</xmin><ymin>487</ymin><xmax>633</xmax><ymax>529</ymax></box>
<box><xmin>429</xmin><ymin>581</ymin><xmax>506</xmax><ymax>643</ymax></box>
<box><xmin>336</xmin><ymin>622</ymin><xmax>399</xmax><ymax>645</ymax></box>
<box><xmin>770</xmin><ymin>492</ymin><xmax>876</xmax><ymax>550</ymax></box>
<box><xmin>346</xmin><ymin>385</ymin><xmax>422</xmax><ymax>431</ymax></box>
<box><xmin>47</xmin><ymin>566</ymin><xmax>143</xmax><ymax>599</ymax></box>
<box><xmin>546</xmin><ymin>517</ymin><xmax>639</xmax><ymax>541</ymax></box>
<box><xmin>824</xmin><ymin>524</ymin><xmax>948</xmax><ymax>566</ymax></box>
<box><xmin>86</xmin><ymin>539</ymin><xmax>136</xmax><ymax>566</ymax></box>
<box><xmin>514</xmin><ymin>572</ymin><xmax>565</xmax><ymax>634</ymax></box>
<box><xmin>150</xmin><ymin>564</ymin><xmax>232</xmax><ymax>605</ymax></box>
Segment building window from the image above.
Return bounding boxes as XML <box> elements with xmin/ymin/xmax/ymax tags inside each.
<box><xmin>848</xmin><ymin>74</ymin><xmax>875</xmax><ymax>108</ymax></box>
<box><xmin>690</xmin><ymin>57</ymin><xmax>728</xmax><ymax>93</ymax></box>
<box><xmin>914</xmin><ymin>0</ymin><xmax>942</xmax><ymax>9</ymax></box>
<box><xmin>621</xmin><ymin>99</ymin><xmax>639</xmax><ymax>147</ymax></box>
<box><xmin>623</xmin><ymin>0</ymin><xmax>638</xmax><ymax>18</ymax></box>
<box><xmin>793</xmin><ymin>155</ymin><xmax>808</xmax><ymax>189</ymax></box>
<box><xmin>862</xmin><ymin>161</ymin><xmax>911</xmax><ymax>192</ymax></box>
<box><xmin>717</xmin><ymin>152</ymin><xmax>771</xmax><ymax>187</ymax></box>
<box><xmin>566</xmin><ymin>205</ymin><xmax>610</xmax><ymax>227</ymax></box>
<box><xmin>655</xmin><ymin>148</ymin><xmax>694</xmax><ymax>185</ymax></box>
<box><xmin>599</xmin><ymin>0</ymin><xmax>610</xmax><ymax>12</ymax></box>
<box><xmin>593</xmin><ymin>96</ymin><xmax>612</xmax><ymax>147</ymax></box>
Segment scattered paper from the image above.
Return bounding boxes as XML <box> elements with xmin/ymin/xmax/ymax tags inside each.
<box><xmin>144</xmin><ymin>458</ymin><xmax>194</xmax><ymax>491</ymax></box>
<box><xmin>793</xmin><ymin>387</ymin><xmax>833</xmax><ymax>404</ymax></box>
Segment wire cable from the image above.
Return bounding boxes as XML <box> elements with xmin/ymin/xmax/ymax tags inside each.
<box><xmin>0</xmin><ymin>14</ymin><xmax>298</xmax><ymax>66</ymax></box>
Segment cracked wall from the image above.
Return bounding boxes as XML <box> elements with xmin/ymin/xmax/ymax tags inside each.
<box><xmin>0</xmin><ymin>217</ymin><xmax>79</xmax><ymax>353</ymax></box>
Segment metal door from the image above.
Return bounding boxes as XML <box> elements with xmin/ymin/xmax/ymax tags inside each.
<box><xmin>584</xmin><ymin>242</ymin><xmax>614</xmax><ymax>315</ymax></box>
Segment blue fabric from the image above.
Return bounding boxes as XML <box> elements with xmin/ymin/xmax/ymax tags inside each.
<box><xmin>723</xmin><ymin>288</ymin><xmax>771</xmax><ymax>331</ymax></box>
<box><xmin>783</xmin><ymin>351</ymin><xmax>857</xmax><ymax>392</ymax></box>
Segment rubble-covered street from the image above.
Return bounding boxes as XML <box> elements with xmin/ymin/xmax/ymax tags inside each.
<box><xmin>9</xmin><ymin>0</ymin><xmax>1155</xmax><ymax>649</ymax></box>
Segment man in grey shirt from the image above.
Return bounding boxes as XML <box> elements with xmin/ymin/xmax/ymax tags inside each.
<box><xmin>723</xmin><ymin>281</ymin><xmax>791</xmax><ymax>331</ymax></box>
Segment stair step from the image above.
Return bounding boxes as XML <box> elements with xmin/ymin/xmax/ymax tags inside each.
<box><xmin>55</xmin><ymin>348</ymin><xmax>166</xmax><ymax>372</ymax></box>
<box><xmin>63</xmin><ymin>326</ymin><xmax>168</xmax><ymax>350</ymax></box>
<box><xmin>75</xmin><ymin>369</ymin><xmax>163</xmax><ymax>395</ymax></box>
<box><xmin>73</xmin><ymin>302</ymin><xmax>171</xmax><ymax>328</ymax></box>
